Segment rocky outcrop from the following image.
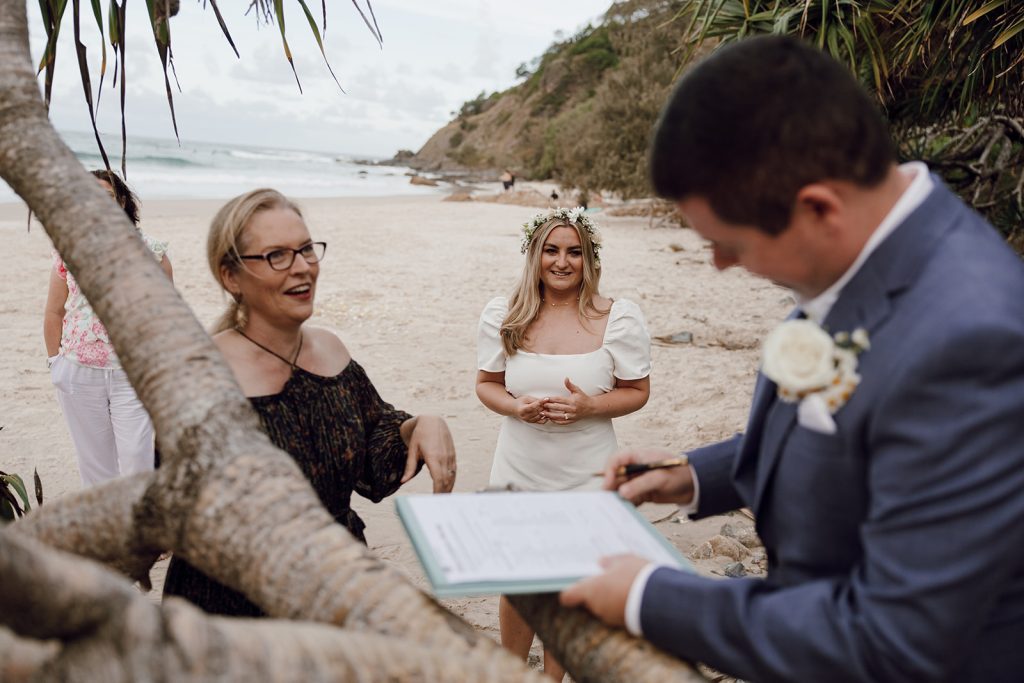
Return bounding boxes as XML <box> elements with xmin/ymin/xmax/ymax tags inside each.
<box><xmin>401</xmin><ymin>3</ymin><xmax>687</xmax><ymax>200</ymax></box>
<box><xmin>405</xmin><ymin>18</ymin><xmax>624</xmax><ymax>178</ymax></box>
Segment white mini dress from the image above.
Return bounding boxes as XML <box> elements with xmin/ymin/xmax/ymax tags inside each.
<box><xmin>477</xmin><ymin>297</ymin><xmax>652</xmax><ymax>491</ymax></box>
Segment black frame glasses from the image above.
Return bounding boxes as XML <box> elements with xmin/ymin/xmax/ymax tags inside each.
<box><xmin>237</xmin><ymin>242</ymin><xmax>327</xmax><ymax>271</ymax></box>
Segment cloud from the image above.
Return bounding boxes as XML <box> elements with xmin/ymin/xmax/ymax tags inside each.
<box><xmin>27</xmin><ymin>0</ymin><xmax>611</xmax><ymax>157</ymax></box>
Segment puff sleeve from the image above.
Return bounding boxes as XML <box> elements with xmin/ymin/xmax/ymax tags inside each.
<box><xmin>477</xmin><ymin>296</ymin><xmax>509</xmax><ymax>372</ymax></box>
<box><xmin>605</xmin><ymin>299</ymin><xmax>652</xmax><ymax>380</ymax></box>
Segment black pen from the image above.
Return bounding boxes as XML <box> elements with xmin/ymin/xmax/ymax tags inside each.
<box><xmin>594</xmin><ymin>456</ymin><xmax>689</xmax><ymax>478</ymax></box>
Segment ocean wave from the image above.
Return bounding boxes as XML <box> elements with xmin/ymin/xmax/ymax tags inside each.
<box><xmin>76</xmin><ymin>151</ymin><xmax>202</xmax><ymax>168</ymax></box>
<box><xmin>17</xmin><ymin>130</ymin><xmax>434</xmax><ymax>200</ymax></box>
<box><xmin>227</xmin><ymin>149</ymin><xmax>334</xmax><ymax>165</ymax></box>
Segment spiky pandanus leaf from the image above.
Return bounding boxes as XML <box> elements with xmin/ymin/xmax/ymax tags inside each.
<box><xmin>0</xmin><ymin>472</ymin><xmax>31</xmax><ymax>523</ymax></box>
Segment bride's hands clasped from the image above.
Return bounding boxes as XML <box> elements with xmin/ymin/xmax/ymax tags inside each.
<box><xmin>514</xmin><ymin>395</ymin><xmax>550</xmax><ymax>424</ymax></box>
<box><xmin>542</xmin><ymin>378</ymin><xmax>594</xmax><ymax>425</ymax></box>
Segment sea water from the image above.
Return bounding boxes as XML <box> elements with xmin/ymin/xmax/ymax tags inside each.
<box><xmin>0</xmin><ymin>130</ymin><xmax>438</xmax><ymax>202</ymax></box>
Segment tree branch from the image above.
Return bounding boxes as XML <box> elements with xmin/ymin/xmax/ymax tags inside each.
<box><xmin>511</xmin><ymin>594</ymin><xmax>708</xmax><ymax>683</ymax></box>
<box><xmin>0</xmin><ymin>532</ymin><xmax>549</xmax><ymax>682</ymax></box>
<box><xmin>0</xmin><ymin>626</ymin><xmax>58</xmax><ymax>683</ymax></box>
<box><xmin>9</xmin><ymin>474</ymin><xmax>160</xmax><ymax>586</ymax></box>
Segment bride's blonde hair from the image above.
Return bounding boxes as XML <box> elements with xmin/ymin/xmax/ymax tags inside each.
<box><xmin>501</xmin><ymin>215</ymin><xmax>605</xmax><ymax>355</ymax></box>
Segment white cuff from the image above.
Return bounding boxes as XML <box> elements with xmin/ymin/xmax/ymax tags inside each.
<box><xmin>678</xmin><ymin>464</ymin><xmax>700</xmax><ymax>516</ymax></box>
<box><xmin>624</xmin><ymin>562</ymin><xmax>662</xmax><ymax>637</ymax></box>
<box><xmin>47</xmin><ymin>354</ymin><xmax>60</xmax><ymax>369</ymax></box>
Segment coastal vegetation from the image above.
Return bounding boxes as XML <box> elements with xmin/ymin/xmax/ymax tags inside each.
<box><xmin>415</xmin><ymin>0</ymin><xmax>1024</xmax><ymax>247</ymax></box>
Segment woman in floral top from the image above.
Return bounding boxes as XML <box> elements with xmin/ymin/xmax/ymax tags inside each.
<box><xmin>43</xmin><ymin>170</ymin><xmax>173</xmax><ymax>487</ymax></box>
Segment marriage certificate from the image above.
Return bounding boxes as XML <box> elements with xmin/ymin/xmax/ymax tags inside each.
<box><xmin>396</xmin><ymin>490</ymin><xmax>688</xmax><ymax>597</ymax></box>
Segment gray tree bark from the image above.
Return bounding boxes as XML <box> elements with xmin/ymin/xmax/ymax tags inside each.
<box><xmin>0</xmin><ymin>1</ymin><xmax>707</xmax><ymax>680</ymax></box>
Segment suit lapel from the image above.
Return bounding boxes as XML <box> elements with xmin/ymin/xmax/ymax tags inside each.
<box><xmin>731</xmin><ymin>372</ymin><xmax>778</xmax><ymax>492</ymax></box>
<box><xmin>734</xmin><ymin>310</ymin><xmax>801</xmax><ymax>505</ymax></box>
<box><xmin>746</xmin><ymin>178</ymin><xmax>961</xmax><ymax>518</ymax></box>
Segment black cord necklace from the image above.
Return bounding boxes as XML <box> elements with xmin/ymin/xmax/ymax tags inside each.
<box><xmin>234</xmin><ymin>327</ymin><xmax>303</xmax><ymax>369</ymax></box>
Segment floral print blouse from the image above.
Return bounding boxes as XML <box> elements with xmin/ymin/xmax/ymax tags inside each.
<box><xmin>53</xmin><ymin>232</ymin><xmax>168</xmax><ymax>369</ymax></box>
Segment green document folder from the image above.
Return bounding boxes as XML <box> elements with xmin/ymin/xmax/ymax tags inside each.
<box><xmin>396</xmin><ymin>490</ymin><xmax>692</xmax><ymax>598</ymax></box>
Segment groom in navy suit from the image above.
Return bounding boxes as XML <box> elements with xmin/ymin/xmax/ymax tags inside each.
<box><xmin>561</xmin><ymin>36</ymin><xmax>1024</xmax><ymax>682</ymax></box>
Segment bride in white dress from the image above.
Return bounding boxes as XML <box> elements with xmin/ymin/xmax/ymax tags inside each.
<box><xmin>475</xmin><ymin>207</ymin><xmax>651</xmax><ymax>680</ymax></box>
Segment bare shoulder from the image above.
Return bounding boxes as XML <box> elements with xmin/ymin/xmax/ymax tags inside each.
<box><xmin>212</xmin><ymin>329</ymin><xmax>247</xmax><ymax>361</ymax></box>
<box><xmin>303</xmin><ymin>326</ymin><xmax>349</xmax><ymax>355</ymax></box>
<box><xmin>211</xmin><ymin>329</ymin><xmax>265</xmax><ymax>376</ymax></box>
<box><xmin>592</xmin><ymin>295</ymin><xmax>614</xmax><ymax>316</ymax></box>
<box><xmin>211</xmin><ymin>329</ymin><xmax>287</xmax><ymax>395</ymax></box>
<box><xmin>302</xmin><ymin>326</ymin><xmax>352</xmax><ymax>375</ymax></box>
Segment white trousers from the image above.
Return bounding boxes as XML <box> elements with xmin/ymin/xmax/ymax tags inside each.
<box><xmin>50</xmin><ymin>356</ymin><xmax>155</xmax><ymax>487</ymax></box>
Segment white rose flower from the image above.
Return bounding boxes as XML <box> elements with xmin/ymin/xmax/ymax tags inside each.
<box><xmin>834</xmin><ymin>347</ymin><xmax>859</xmax><ymax>374</ymax></box>
<box><xmin>762</xmin><ymin>319</ymin><xmax>837</xmax><ymax>394</ymax></box>
<box><xmin>851</xmin><ymin>328</ymin><xmax>871</xmax><ymax>350</ymax></box>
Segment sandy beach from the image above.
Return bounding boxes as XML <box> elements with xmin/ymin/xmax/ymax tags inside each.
<box><xmin>0</xmin><ymin>186</ymin><xmax>791</xmax><ymax>651</ymax></box>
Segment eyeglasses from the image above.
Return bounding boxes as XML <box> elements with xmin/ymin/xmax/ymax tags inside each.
<box><xmin>237</xmin><ymin>242</ymin><xmax>327</xmax><ymax>271</ymax></box>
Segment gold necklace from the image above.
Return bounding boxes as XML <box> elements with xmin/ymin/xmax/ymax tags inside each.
<box><xmin>543</xmin><ymin>297</ymin><xmax>579</xmax><ymax>307</ymax></box>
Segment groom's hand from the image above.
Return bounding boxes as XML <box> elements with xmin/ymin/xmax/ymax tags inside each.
<box><xmin>603</xmin><ymin>448</ymin><xmax>695</xmax><ymax>506</ymax></box>
<box><xmin>560</xmin><ymin>554</ymin><xmax>649</xmax><ymax>627</ymax></box>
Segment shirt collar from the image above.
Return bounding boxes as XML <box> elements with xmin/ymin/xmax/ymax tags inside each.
<box><xmin>798</xmin><ymin>162</ymin><xmax>934</xmax><ymax>324</ymax></box>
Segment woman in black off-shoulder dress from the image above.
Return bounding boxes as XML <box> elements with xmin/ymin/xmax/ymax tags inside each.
<box><xmin>162</xmin><ymin>188</ymin><xmax>457</xmax><ymax>616</ymax></box>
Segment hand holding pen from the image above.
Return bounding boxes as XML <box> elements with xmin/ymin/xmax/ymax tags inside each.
<box><xmin>600</xmin><ymin>449</ymin><xmax>696</xmax><ymax>507</ymax></box>
<box><xmin>596</xmin><ymin>456</ymin><xmax>688</xmax><ymax>479</ymax></box>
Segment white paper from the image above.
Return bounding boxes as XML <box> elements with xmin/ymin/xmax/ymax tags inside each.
<box><xmin>404</xmin><ymin>491</ymin><xmax>682</xmax><ymax>585</ymax></box>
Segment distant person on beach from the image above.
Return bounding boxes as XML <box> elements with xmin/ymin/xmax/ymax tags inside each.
<box><xmin>576</xmin><ymin>190</ymin><xmax>589</xmax><ymax>210</ymax></box>
<box><xmin>501</xmin><ymin>169</ymin><xmax>516</xmax><ymax>191</ymax></box>
<box><xmin>163</xmin><ymin>188</ymin><xmax>457</xmax><ymax>616</ymax></box>
<box><xmin>476</xmin><ymin>206</ymin><xmax>651</xmax><ymax>680</ymax></box>
<box><xmin>44</xmin><ymin>169</ymin><xmax>173</xmax><ymax>487</ymax></box>
<box><xmin>561</xmin><ymin>36</ymin><xmax>1024</xmax><ymax>682</ymax></box>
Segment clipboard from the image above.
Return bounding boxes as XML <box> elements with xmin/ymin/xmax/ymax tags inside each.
<box><xmin>396</xmin><ymin>490</ymin><xmax>692</xmax><ymax>598</ymax></box>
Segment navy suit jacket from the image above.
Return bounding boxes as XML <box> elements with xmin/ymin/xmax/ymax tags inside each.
<box><xmin>640</xmin><ymin>180</ymin><xmax>1024</xmax><ymax>682</ymax></box>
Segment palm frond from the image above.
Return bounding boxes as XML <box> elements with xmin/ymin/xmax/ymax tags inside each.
<box><xmin>71</xmin><ymin>0</ymin><xmax>112</xmax><ymax>171</ymax></box>
<box><xmin>36</xmin><ymin>0</ymin><xmax>69</xmax><ymax>110</ymax></box>
<box><xmin>41</xmin><ymin>1</ymin><xmax>381</xmax><ymax>173</ymax></box>
<box><xmin>684</xmin><ymin>0</ymin><xmax>1024</xmax><ymax>120</ymax></box>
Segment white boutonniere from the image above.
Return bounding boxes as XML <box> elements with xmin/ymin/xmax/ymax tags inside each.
<box><xmin>761</xmin><ymin>320</ymin><xmax>870</xmax><ymax>434</ymax></box>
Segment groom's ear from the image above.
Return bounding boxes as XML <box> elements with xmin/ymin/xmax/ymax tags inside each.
<box><xmin>792</xmin><ymin>183</ymin><xmax>844</xmax><ymax>235</ymax></box>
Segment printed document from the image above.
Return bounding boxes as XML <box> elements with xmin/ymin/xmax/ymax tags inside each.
<box><xmin>399</xmin><ymin>491</ymin><xmax>683</xmax><ymax>586</ymax></box>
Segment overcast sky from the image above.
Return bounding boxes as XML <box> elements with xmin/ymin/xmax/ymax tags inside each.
<box><xmin>30</xmin><ymin>1</ymin><xmax>611</xmax><ymax>158</ymax></box>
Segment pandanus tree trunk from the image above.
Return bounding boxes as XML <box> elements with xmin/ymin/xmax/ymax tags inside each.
<box><xmin>0</xmin><ymin>2</ymin><xmax>706</xmax><ymax>680</ymax></box>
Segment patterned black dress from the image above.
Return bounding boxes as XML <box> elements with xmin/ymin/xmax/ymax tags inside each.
<box><xmin>162</xmin><ymin>360</ymin><xmax>414</xmax><ymax>616</ymax></box>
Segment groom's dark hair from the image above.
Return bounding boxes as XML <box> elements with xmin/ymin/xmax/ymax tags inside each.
<box><xmin>649</xmin><ymin>35</ymin><xmax>895</xmax><ymax>235</ymax></box>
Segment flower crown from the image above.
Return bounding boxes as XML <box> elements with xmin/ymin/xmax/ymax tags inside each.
<box><xmin>520</xmin><ymin>206</ymin><xmax>602</xmax><ymax>263</ymax></box>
